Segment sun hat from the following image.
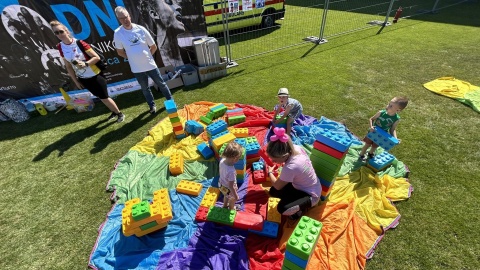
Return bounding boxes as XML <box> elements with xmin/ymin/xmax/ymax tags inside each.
<box><xmin>277</xmin><ymin>88</ymin><xmax>289</xmax><ymax>96</ymax></box>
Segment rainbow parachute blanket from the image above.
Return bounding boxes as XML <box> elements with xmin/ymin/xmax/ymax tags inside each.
<box><xmin>88</xmin><ymin>102</ymin><xmax>413</xmax><ymax>270</ymax></box>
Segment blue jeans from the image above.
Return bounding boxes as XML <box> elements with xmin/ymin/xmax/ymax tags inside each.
<box><xmin>133</xmin><ymin>68</ymin><xmax>172</xmax><ymax>108</ymax></box>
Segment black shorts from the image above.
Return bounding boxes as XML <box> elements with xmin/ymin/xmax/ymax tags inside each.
<box><xmin>78</xmin><ymin>73</ymin><xmax>109</xmax><ymax>99</ymax></box>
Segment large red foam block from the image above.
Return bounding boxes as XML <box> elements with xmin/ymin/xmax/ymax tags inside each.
<box><xmin>233</xmin><ymin>211</ymin><xmax>264</xmax><ymax>231</ymax></box>
<box><xmin>258</xmin><ymin>147</ymin><xmax>274</xmax><ymax>167</ymax></box>
<box><xmin>195</xmin><ymin>206</ymin><xmax>210</xmax><ymax>222</ymax></box>
<box><xmin>313</xmin><ymin>141</ymin><xmax>347</xmax><ymax>159</ymax></box>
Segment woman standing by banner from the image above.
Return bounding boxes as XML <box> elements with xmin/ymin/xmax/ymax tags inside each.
<box><xmin>50</xmin><ymin>20</ymin><xmax>125</xmax><ymax>123</ymax></box>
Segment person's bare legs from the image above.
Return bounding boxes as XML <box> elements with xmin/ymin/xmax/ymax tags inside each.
<box><xmin>228</xmin><ymin>197</ymin><xmax>236</xmax><ymax>210</ymax></box>
<box><xmin>100</xmin><ymin>98</ymin><xmax>121</xmax><ymax>114</ymax></box>
<box><xmin>286</xmin><ymin>117</ymin><xmax>294</xmax><ymax>135</ymax></box>
<box><xmin>359</xmin><ymin>143</ymin><xmax>371</xmax><ymax>157</ymax></box>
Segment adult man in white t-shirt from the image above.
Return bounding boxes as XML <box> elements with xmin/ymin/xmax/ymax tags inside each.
<box><xmin>113</xmin><ymin>6</ymin><xmax>172</xmax><ymax>114</ymax></box>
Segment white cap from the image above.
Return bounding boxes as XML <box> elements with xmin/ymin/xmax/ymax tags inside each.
<box><xmin>277</xmin><ymin>88</ymin><xmax>289</xmax><ymax>96</ymax></box>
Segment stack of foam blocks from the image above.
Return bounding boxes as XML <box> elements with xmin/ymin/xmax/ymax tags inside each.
<box><xmin>282</xmin><ymin>216</ymin><xmax>323</xmax><ymax>270</ymax></box>
<box><xmin>164</xmin><ymin>100</ymin><xmax>186</xmax><ymax>139</ymax></box>
<box><xmin>226</xmin><ymin>108</ymin><xmax>246</xmax><ymax>126</ymax></box>
<box><xmin>121</xmin><ymin>188</ymin><xmax>173</xmax><ymax>237</ymax></box>
<box><xmin>310</xmin><ymin>130</ymin><xmax>353</xmax><ymax>201</ymax></box>
<box><xmin>206</xmin><ymin>120</ymin><xmax>236</xmax><ymax>158</ymax></box>
<box><xmin>200</xmin><ymin>103</ymin><xmax>227</xmax><ymax>125</ymax></box>
<box><xmin>245</xmin><ymin>136</ymin><xmax>261</xmax><ymax>164</ymax></box>
<box><xmin>194</xmin><ymin>187</ymin><xmax>264</xmax><ymax>232</ymax></box>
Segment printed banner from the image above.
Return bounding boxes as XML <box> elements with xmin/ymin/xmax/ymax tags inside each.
<box><xmin>0</xmin><ymin>0</ymin><xmax>207</xmax><ymax>101</ymax></box>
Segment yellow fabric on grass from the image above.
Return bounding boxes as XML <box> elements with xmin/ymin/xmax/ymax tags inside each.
<box><xmin>327</xmin><ymin>166</ymin><xmax>411</xmax><ymax>233</ymax></box>
<box><xmin>423</xmin><ymin>76</ymin><xmax>479</xmax><ymax>99</ymax></box>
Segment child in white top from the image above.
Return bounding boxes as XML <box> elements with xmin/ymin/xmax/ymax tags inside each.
<box><xmin>273</xmin><ymin>87</ymin><xmax>303</xmax><ymax>136</ymax></box>
<box><xmin>219</xmin><ymin>141</ymin><xmax>243</xmax><ymax>210</ymax></box>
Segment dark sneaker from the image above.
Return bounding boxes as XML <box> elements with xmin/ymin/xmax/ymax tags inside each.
<box><xmin>358</xmin><ymin>154</ymin><xmax>366</xmax><ymax>162</ymax></box>
<box><xmin>116</xmin><ymin>113</ymin><xmax>125</xmax><ymax>123</ymax></box>
<box><xmin>107</xmin><ymin>112</ymin><xmax>117</xmax><ymax>121</ymax></box>
<box><xmin>288</xmin><ymin>210</ymin><xmax>302</xmax><ymax>221</ymax></box>
<box><xmin>149</xmin><ymin>105</ymin><xmax>157</xmax><ymax>114</ymax></box>
<box><xmin>367</xmin><ymin>153</ymin><xmax>375</xmax><ymax>159</ymax></box>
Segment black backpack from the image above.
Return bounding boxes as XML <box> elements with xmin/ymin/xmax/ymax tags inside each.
<box><xmin>76</xmin><ymin>40</ymin><xmax>107</xmax><ymax>71</ymax></box>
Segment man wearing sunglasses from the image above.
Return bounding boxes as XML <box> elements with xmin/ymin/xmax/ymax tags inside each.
<box><xmin>113</xmin><ymin>6</ymin><xmax>173</xmax><ymax>114</ymax></box>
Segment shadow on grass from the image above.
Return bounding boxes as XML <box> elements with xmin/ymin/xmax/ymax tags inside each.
<box><xmin>32</xmin><ymin>119</ymin><xmax>115</xmax><ymax>161</ymax></box>
<box><xmin>90</xmin><ymin>108</ymin><xmax>165</xmax><ymax>154</ymax></box>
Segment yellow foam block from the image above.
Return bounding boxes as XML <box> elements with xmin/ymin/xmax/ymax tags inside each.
<box><xmin>230</xmin><ymin>128</ymin><xmax>249</xmax><ymax>138</ymax></box>
<box><xmin>176</xmin><ymin>180</ymin><xmax>203</xmax><ymax>196</ymax></box>
<box><xmin>122</xmin><ymin>189</ymin><xmax>173</xmax><ymax>236</ymax></box>
<box><xmin>169</xmin><ymin>152</ymin><xmax>184</xmax><ymax>175</ymax></box>
<box><xmin>134</xmin><ymin>221</ymin><xmax>168</xmax><ymax>237</ymax></box>
<box><xmin>212</xmin><ymin>133</ymin><xmax>236</xmax><ymax>149</ymax></box>
<box><xmin>168</xmin><ymin>112</ymin><xmax>179</xmax><ymax>118</ymax></box>
<box><xmin>267</xmin><ymin>197</ymin><xmax>282</xmax><ymax>223</ymax></box>
<box><xmin>200</xmin><ymin>187</ymin><xmax>220</xmax><ymax>208</ymax></box>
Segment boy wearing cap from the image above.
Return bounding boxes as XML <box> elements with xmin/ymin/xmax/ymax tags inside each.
<box><xmin>273</xmin><ymin>87</ymin><xmax>303</xmax><ymax>135</ymax></box>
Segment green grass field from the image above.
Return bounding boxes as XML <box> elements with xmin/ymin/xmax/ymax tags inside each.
<box><xmin>1</xmin><ymin>2</ymin><xmax>479</xmax><ymax>269</ymax></box>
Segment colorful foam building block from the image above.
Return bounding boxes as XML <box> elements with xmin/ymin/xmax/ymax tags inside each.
<box><xmin>245</xmin><ymin>142</ymin><xmax>261</xmax><ymax>156</ymax></box>
<box><xmin>200</xmin><ymin>115</ymin><xmax>212</xmax><ymax>125</ymax></box>
<box><xmin>200</xmin><ymin>187</ymin><xmax>220</xmax><ymax>208</ymax></box>
<box><xmin>131</xmin><ymin>200</ymin><xmax>151</xmax><ymax>221</ymax></box>
<box><xmin>249</xmin><ymin>220</ymin><xmax>279</xmax><ymax>238</ymax></box>
<box><xmin>164</xmin><ymin>99</ymin><xmax>177</xmax><ymax>114</ymax></box>
<box><xmin>252</xmin><ymin>161</ymin><xmax>264</xmax><ymax>171</ymax></box>
<box><xmin>234</xmin><ymin>138</ymin><xmax>247</xmax><ymax>147</ymax></box>
<box><xmin>206</xmin><ymin>120</ymin><xmax>228</xmax><ymax>136</ymax></box>
<box><xmin>176</xmin><ymin>180</ymin><xmax>203</xmax><ymax>196</ymax></box>
<box><xmin>185</xmin><ymin>120</ymin><xmax>204</xmax><ymax>135</ymax></box>
<box><xmin>232</xmin><ymin>211</ymin><xmax>264</xmax><ymax>231</ymax></box>
<box><xmin>197</xmin><ymin>142</ymin><xmax>214</xmax><ymax>159</ymax></box>
<box><xmin>284</xmin><ymin>251</ymin><xmax>308</xmax><ymax>269</ymax></box>
<box><xmin>212</xmin><ymin>132</ymin><xmax>236</xmax><ymax>149</ymax></box>
<box><xmin>209</xmin><ymin>103</ymin><xmax>228</xmax><ymax>118</ymax></box>
<box><xmin>313</xmin><ymin>140</ymin><xmax>347</xmax><ymax>160</ymax></box>
<box><xmin>367</xmin><ymin>151</ymin><xmax>395</xmax><ymax>171</ymax></box>
<box><xmin>207</xmin><ymin>206</ymin><xmax>236</xmax><ymax>226</ymax></box>
<box><xmin>227</xmin><ymin>115</ymin><xmax>246</xmax><ymax>125</ymax></box>
<box><xmin>195</xmin><ymin>206</ymin><xmax>210</xmax><ymax>222</ymax></box>
<box><xmin>314</xmin><ymin>130</ymin><xmax>353</xmax><ymax>153</ymax></box>
<box><xmin>121</xmin><ymin>188</ymin><xmax>173</xmax><ymax>237</ymax></box>
<box><xmin>252</xmin><ymin>170</ymin><xmax>266</xmax><ymax>184</ymax></box>
<box><xmin>267</xmin><ymin>197</ymin><xmax>282</xmax><ymax>223</ymax></box>
<box><xmin>366</xmin><ymin>126</ymin><xmax>399</xmax><ymax>151</ymax></box>
<box><xmin>230</xmin><ymin>127</ymin><xmax>249</xmax><ymax>138</ymax></box>
<box><xmin>286</xmin><ymin>216</ymin><xmax>323</xmax><ymax>261</ymax></box>
<box><xmin>175</xmin><ymin>133</ymin><xmax>187</xmax><ymax>139</ymax></box>
<box><xmin>169</xmin><ymin>152</ymin><xmax>184</xmax><ymax>175</ymax></box>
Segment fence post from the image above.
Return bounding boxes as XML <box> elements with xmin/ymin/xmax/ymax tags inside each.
<box><xmin>220</xmin><ymin>0</ymin><xmax>233</xmax><ymax>64</ymax></box>
<box><xmin>377</xmin><ymin>0</ymin><xmax>396</xmax><ymax>34</ymax></box>
<box><xmin>318</xmin><ymin>0</ymin><xmax>330</xmax><ymax>44</ymax></box>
